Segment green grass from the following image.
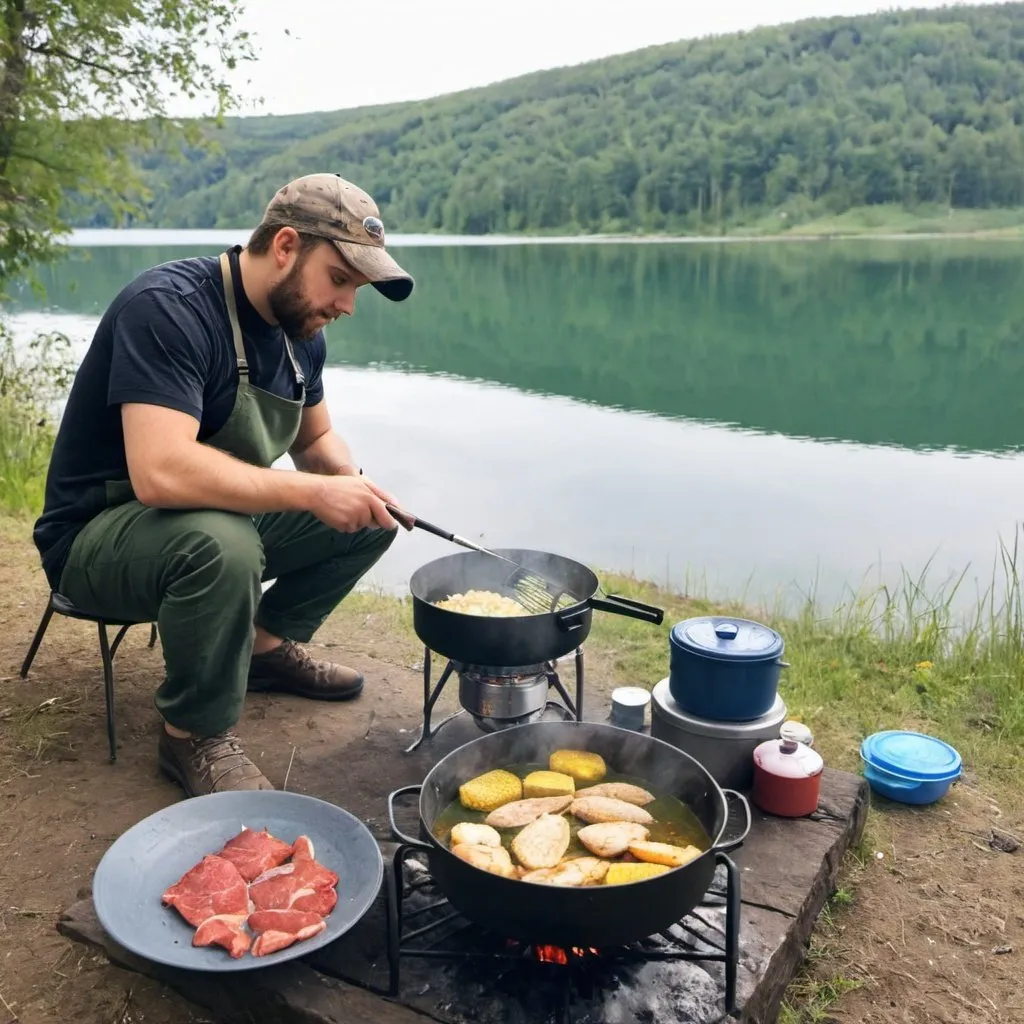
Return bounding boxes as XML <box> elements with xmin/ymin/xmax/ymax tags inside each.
<box><xmin>750</xmin><ymin>203</ymin><xmax>1024</xmax><ymax>239</ymax></box>
<box><xmin>344</xmin><ymin>538</ymin><xmax>1024</xmax><ymax>788</ymax></box>
<box><xmin>0</xmin><ymin>324</ymin><xmax>74</xmax><ymax>516</ymax></box>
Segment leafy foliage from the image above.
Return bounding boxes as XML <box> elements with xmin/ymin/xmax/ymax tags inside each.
<box><xmin>75</xmin><ymin>2</ymin><xmax>1024</xmax><ymax>235</ymax></box>
<box><xmin>0</xmin><ymin>0</ymin><xmax>255</xmax><ymax>290</ymax></box>
<box><xmin>0</xmin><ymin>323</ymin><xmax>75</xmax><ymax>512</ymax></box>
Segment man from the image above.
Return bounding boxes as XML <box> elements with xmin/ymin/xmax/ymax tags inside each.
<box><xmin>32</xmin><ymin>173</ymin><xmax>414</xmax><ymax>797</ymax></box>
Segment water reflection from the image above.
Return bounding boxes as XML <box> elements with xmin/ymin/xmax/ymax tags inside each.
<box><xmin>13</xmin><ymin>237</ymin><xmax>1024</xmax><ymax>454</ymax></box>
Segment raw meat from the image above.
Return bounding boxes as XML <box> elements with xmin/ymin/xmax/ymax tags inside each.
<box><xmin>161</xmin><ymin>854</ymin><xmax>252</xmax><ymax>959</ymax></box>
<box><xmin>215</xmin><ymin>827</ymin><xmax>294</xmax><ymax>882</ymax></box>
<box><xmin>249</xmin><ymin>909</ymin><xmax>326</xmax><ymax>956</ymax></box>
<box><xmin>248</xmin><ymin>834</ymin><xmax>340</xmax><ymax>916</ymax></box>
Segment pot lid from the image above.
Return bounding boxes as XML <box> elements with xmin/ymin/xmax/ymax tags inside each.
<box><xmin>754</xmin><ymin>738</ymin><xmax>823</xmax><ymax>779</ymax></box>
<box><xmin>670</xmin><ymin>616</ymin><xmax>784</xmax><ymax>662</ymax></box>
<box><xmin>859</xmin><ymin>730</ymin><xmax>962</xmax><ymax>783</ymax></box>
<box><xmin>651</xmin><ymin>679</ymin><xmax>787</xmax><ymax>737</ymax></box>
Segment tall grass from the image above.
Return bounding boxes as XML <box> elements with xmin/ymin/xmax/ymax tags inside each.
<box><xmin>0</xmin><ymin>321</ymin><xmax>75</xmax><ymax>515</ymax></box>
<box><xmin>579</xmin><ymin>542</ymin><xmax>1024</xmax><ymax>780</ymax></box>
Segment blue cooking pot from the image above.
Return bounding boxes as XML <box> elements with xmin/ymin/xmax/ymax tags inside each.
<box><xmin>668</xmin><ymin>616</ymin><xmax>788</xmax><ymax>722</ymax></box>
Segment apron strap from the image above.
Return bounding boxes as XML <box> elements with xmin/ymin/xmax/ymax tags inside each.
<box><xmin>283</xmin><ymin>336</ymin><xmax>306</xmax><ymax>387</ymax></box>
<box><xmin>219</xmin><ymin>250</ymin><xmax>305</xmax><ymax>389</ymax></box>
<box><xmin>218</xmin><ymin>252</ymin><xmax>249</xmax><ymax>378</ymax></box>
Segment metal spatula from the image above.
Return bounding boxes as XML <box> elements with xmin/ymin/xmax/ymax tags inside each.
<box><xmin>386</xmin><ymin>504</ymin><xmax>567</xmax><ymax>613</ymax></box>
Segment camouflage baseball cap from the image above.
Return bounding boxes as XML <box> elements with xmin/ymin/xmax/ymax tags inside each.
<box><xmin>260</xmin><ymin>173</ymin><xmax>413</xmax><ymax>301</ymax></box>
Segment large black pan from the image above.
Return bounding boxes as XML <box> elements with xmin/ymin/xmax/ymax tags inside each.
<box><xmin>387</xmin><ymin>721</ymin><xmax>750</xmax><ymax>949</ymax></box>
<box><xmin>409</xmin><ymin>548</ymin><xmax>664</xmax><ymax>666</ymax></box>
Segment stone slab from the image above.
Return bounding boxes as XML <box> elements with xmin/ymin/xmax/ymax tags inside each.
<box><xmin>56</xmin><ymin>899</ymin><xmax>430</xmax><ymax>1024</ymax></box>
<box><xmin>57</xmin><ymin>765</ymin><xmax>868</xmax><ymax>1024</ymax></box>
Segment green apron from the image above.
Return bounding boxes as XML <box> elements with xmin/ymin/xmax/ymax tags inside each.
<box><xmin>207</xmin><ymin>250</ymin><xmax>306</xmax><ymax>465</ymax></box>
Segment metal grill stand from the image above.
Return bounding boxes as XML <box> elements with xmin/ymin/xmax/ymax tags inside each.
<box><xmin>404</xmin><ymin>645</ymin><xmax>585</xmax><ymax>753</ymax></box>
<box><xmin>383</xmin><ymin>843</ymin><xmax>741</xmax><ymax>1022</ymax></box>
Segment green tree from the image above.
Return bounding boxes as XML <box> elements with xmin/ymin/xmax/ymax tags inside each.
<box><xmin>0</xmin><ymin>0</ymin><xmax>254</xmax><ymax>292</ymax></box>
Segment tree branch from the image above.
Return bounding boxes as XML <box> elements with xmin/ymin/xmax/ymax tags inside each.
<box><xmin>9</xmin><ymin>149</ymin><xmax>75</xmax><ymax>174</ymax></box>
<box><xmin>24</xmin><ymin>41</ymin><xmax>130</xmax><ymax>79</ymax></box>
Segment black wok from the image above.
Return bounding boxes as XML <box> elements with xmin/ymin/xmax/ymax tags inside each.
<box><xmin>387</xmin><ymin>721</ymin><xmax>750</xmax><ymax>948</ymax></box>
<box><xmin>409</xmin><ymin>549</ymin><xmax>664</xmax><ymax>666</ymax></box>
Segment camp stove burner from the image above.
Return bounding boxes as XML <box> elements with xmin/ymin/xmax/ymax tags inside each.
<box><xmin>405</xmin><ymin>645</ymin><xmax>584</xmax><ymax>753</ymax></box>
<box><xmin>383</xmin><ymin>844</ymin><xmax>742</xmax><ymax>1023</ymax></box>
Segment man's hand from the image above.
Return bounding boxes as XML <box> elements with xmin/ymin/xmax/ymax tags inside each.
<box><xmin>310</xmin><ymin>475</ymin><xmax>400</xmax><ymax>532</ymax></box>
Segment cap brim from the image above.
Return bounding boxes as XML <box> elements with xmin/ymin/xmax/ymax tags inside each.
<box><xmin>333</xmin><ymin>241</ymin><xmax>414</xmax><ymax>302</ymax></box>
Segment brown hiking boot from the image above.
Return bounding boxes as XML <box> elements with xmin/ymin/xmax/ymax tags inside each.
<box><xmin>158</xmin><ymin>730</ymin><xmax>274</xmax><ymax>797</ymax></box>
<box><xmin>247</xmin><ymin>640</ymin><xmax>365</xmax><ymax>701</ymax></box>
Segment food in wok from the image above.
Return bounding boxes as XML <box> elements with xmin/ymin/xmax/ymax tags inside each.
<box><xmin>433</xmin><ymin>589</ymin><xmax>531</xmax><ymax>617</ymax></box>
<box><xmin>432</xmin><ymin>748</ymin><xmax>707</xmax><ymax>887</ymax></box>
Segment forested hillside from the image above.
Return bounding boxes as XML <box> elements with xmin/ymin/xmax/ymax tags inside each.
<box><xmin>81</xmin><ymin>3</ymin><xmax>1024</xmax><ymax>235</ymax></box>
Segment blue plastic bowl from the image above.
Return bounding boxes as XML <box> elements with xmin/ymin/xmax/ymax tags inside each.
<box><xmin>859</xmin><ymin>730</ymin><xmax>962</xmax><ymax>806</ymax></box>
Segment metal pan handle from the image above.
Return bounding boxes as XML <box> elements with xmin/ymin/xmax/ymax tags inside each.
<box><xmin>589</xmin><ymin>594</ymin><xmax>665</xmax><ymax>625</ymax></box>
<box><xmin>387</xmin><ymin>785</ymin><xmax>432</xmax><ymax>850</ymax></box>
<box><xmin>713</xmin><ymin>788</ymin><xmax>752</xmax><ymax>852</ymax></box>
<box><xmin>556</xmin><ymin>606</ymin><xmax>588</xmax><ymax>632</ymax></box>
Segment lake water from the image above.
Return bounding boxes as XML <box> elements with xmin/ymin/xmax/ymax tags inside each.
<box><xmin>7</xmin><ymin>230</ymin><xmax>1024</xmax><ymax>616</ymax></box>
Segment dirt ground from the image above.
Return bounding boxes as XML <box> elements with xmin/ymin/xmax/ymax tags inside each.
<box><xmin>0</xmin><ymin>518</ymin><xmax>1021</xmax><ymax>1024</ymax></box>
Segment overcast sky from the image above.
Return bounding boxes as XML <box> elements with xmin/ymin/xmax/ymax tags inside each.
<box><xmin>186</xmin><ymin>0</ymin><xmax>1004</xmax><ymax>118</ymax></box>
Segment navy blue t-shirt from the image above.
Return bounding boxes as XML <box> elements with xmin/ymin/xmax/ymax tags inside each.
<box><xmin>33</xmin><ymin>246</ymin><xmax>325</xmax><ymax>589</ymax></box>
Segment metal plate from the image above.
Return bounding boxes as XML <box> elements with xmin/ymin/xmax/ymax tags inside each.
<box><xmin>92</xmin><ymin>790</ymin><xmax>383</xmax><ymax>972</ymax></box>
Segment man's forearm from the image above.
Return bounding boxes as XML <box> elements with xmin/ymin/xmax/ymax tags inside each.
<box><xmin>291</xmin><ymin>430</ymin><xmax>358</xmax><ymax>476</ymax></box>
<box><xmin>133</xmin><ymin>439</ymin><xmax>325</xmax><ymax>514</ymax></box>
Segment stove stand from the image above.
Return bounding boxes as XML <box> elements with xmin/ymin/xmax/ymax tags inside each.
<box><xmin>404</xmin><ymin>645</ymin><xmax>585</xmax><ymax>753</ymax></box>
<box><xmin>383</xmin><ymin>843</ymin><xmax>741</xmax><ymax>1023</ymax></box>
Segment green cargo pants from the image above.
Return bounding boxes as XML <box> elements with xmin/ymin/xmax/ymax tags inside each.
<box><xmin>58</xmin><ymin>501</ymin><xmax>396</xmax><ymax>735</ymax></box>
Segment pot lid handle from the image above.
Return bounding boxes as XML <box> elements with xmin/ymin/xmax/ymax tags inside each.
<box><xmin>714</xmin><ymin>622</ymin><xmax>739</xmax><ymax>640</ymax></box>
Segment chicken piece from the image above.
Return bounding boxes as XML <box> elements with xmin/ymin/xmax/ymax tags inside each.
<box><xmin>605</xmin><ymin>862</ymin><xmax>671</xmax><ymax>885</ymax></box>
<box><xmin>451</xmin><ymin>842</ymin><xmax>516</xmax><ymax>878</ymax></box>
<box><xmin>458</xmin><ymin>769</ymin><xmax>523</xmax><ymax>812</ymax></box>
<box><xmin>576</xmin><ymin>821</ymin><xmax>650</xmax><ymax>859</ymax></box>
<box><xmin>521</xmin><ymin>857</ymin><xmax>610</xmax><ymax>887</ymax></box>
<box><xmin>450</xmin><ymin>822</ymin><xmax>502</xmax><ymax>848</ymax></box>
<box><xmin>570</xmin><ymin>796</ymin><xmax>654</xmax><ymax>825</ymax></box>
<box><xmin>511</xmin><ymin>813</ymin><xmax>571</xmax><ymax>870</ymax></box>
<box><xmin>484</xmin><ymin>795</ymin><xmax>573</xmax><ymax>828</ymax></box>
<box><xmin>627</xmin><ymin>841</ymin><xmax>703</xmax><ymax>868</ymax></box>
<box><xmin>549</xmin><ymin>749</ymin><xmax>607</xmax><ymax>784</ymax></box>
<box><xmin>522</xmin><ymin>770</ymin><xmax>575</xmax><ymax>799</ymax></box>
<box><xmin>575</xmin><ymin>782</ymin><xmax>656</xmax><ymax>806</ymax></box>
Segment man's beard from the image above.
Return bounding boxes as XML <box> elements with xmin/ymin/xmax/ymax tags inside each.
<box><xmin>267</xmin><ymin>260</ymin><xmax>329</xmax><ymax>342</ymax></box>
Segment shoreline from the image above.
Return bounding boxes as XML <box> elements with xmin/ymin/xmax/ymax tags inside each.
<box><xmin>62</xmin><ymin>225</ymin><xmax>1024</xmax><ymax>248</ymax></box>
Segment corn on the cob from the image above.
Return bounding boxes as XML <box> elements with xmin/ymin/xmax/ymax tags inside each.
<box><xmin>522</xmin><ymin>770</ymin><xmax>575</xmax><ymax>799</ymax></box>
<box><xmin>458</xmin><ymin>769</ymin><xmax>522</xmax><ymax>812</ymax></box>
<box><xmin>548</xmin><ymin>749</ymin><xmax>607</xmax><ymax>784</ymax></box>
<box><xmin>627</xmin><ymin>841</ymin><xmax>702</xmax><ymax>868</ymax></box>
<box><xmin>604</xmin><ymin>862</ymin><xmax>671</xmax><ymax>885</ymax></box>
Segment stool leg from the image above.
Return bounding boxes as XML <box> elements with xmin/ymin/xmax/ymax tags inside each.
<box><xmin>109</xmin><ymin>624</ymin><xmax>132</xmax><ymax>659</ymax></box>
<box><xmin>98</xmin><ymin>622</ymin><xmax>117</xmax><ymax>763</ymax></box>
<box><xmin>148</xmin><ymin>623</ymin><xmax>158</xmax><ymax>648</ymax></box>
<box><xmin>20</xmin><ymin>602</ymin><xmax>56</xmax><ymax>678</ymax></box>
